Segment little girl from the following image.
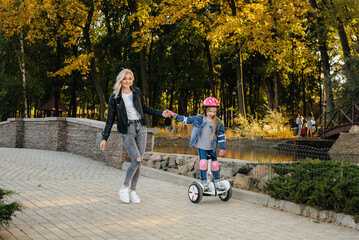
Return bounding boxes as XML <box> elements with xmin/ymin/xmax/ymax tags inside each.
<box><xmin>171</xmin><ymin>97</ymin><xmax>226</xmax><ymax>190</ymax></box>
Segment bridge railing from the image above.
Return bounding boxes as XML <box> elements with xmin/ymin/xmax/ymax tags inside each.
<box><xmin>323</xmin><ymin>102</ymin><xmax>359</xmax><ymax>137</ymax></box>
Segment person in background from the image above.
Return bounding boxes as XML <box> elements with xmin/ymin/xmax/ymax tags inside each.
<box><xmin>296</xmin><ymin>114</ymin><xmax>303</xmax><ymax>136</ymax></box>
<box><xmin>306</xmin><ymin>113</ymin><xmax>314</xmax><ymax>137</ymax></box>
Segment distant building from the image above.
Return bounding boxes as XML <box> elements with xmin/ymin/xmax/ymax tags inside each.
<box><xmin>39</xmin><ymin>96</ymin><xmax>69</xmax><ymax>117</ymax></box>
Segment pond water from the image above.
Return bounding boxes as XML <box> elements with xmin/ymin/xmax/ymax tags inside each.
<box><xmin>153</xmin><ymin>144</ymin><xmax>295</xmax><ymax>163</ymax></box>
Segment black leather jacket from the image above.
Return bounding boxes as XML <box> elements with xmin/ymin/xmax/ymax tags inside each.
<box><xmin>101</xmin><ymin>86</ymin><xmax>163</xmax><ymax>140</ymax></box>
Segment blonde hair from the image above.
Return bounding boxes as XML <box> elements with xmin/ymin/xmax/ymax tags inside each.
<box><xmin>113</xmin><ymin>69</ymin><xmax>135</xmax><ymax>97</ymax></box>
<box><xmin>201</xmin><ymin>107</ymin><xmax>220</xmax><ymax>140</ymax></box>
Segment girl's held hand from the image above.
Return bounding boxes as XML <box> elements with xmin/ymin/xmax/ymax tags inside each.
<box><xmin>219</xmin><ymin>150</ymin><xmax>226</xmax><ymax>156</ymax></box>
<box><xmin>100</xmin><ymin>140</ymin><xmax>106</xmax><ymax>152</ymax></box>
<box><xmin>162</xmin><ymin>110</ymin><xmax>171</xmax><ymax>118</ymax></box>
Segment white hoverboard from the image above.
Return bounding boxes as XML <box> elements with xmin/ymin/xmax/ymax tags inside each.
<box><xmin>188</xmin><ymin>154</ymin><xmax>232</xmax><ymax>203</ymax></box>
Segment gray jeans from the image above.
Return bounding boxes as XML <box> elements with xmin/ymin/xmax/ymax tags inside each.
<box><xmin>122</xmin><ymin>122</ymin><xmax>147</xmax><ymax>190</ymax></box>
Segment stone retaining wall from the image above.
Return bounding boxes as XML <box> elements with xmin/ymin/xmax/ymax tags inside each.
<box><xmin>141</xmin><ymin>151</ymin><xmax>275</xmax><ymax>191</ymax></box>
<box><xmin>329</xmin><ymin>126</ymin><xmax>359</xmax><ymax>155</ymax></box>
<box><xmin>0</xmin><ymin>117</ymin><xmax>157</xmax><ymax>169</ymax></box>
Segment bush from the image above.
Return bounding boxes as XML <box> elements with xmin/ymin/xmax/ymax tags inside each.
<box><xmin>233</xmin><ymin>109</ymin><xmax>294</xmax><ymax>138</ymax></box>
<box><xmin>0</xmin><ymin>188</ymin><xmax>22</xmax><ymax>228</ymax></box>
<box><xmin>263</xmin><ymin>159</ymin><xmax>359</xmax><ymax>216</ymax></box>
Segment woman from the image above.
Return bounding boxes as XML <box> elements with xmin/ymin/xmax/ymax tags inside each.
<box><xmin>100</xmin><ymin>69</ymin><xmax>171</xmax><ymax>204</ymax></box>
<box><xmin>306</xmin><ymin>113</ymin><xmax>314</xmax><ymax>137</ymax></box>
<box><xmin>295</xmin><ymin>114</ymin><xmax>303</xmax><ymax>136</ymax></box>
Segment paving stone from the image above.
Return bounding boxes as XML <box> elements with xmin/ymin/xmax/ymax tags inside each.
<box><xmin>0</xmin><ymin>147</ymin><xmax>359</xmax><ymax>240</ymax></box>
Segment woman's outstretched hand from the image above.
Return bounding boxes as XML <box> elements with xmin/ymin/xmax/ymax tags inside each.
<box><xmin>162</xmin><ymin>110</ymin><xmax>170</xmax><ymax>118</ymax></box>
<box><xmin>100</xmin><ymin>140</ymin><xmax>106</xmax><ymax>152</ymax></box>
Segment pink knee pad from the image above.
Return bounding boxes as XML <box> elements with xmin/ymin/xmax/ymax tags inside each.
<box><xmin>199</xmin><ymin>159</ymin><xmax>208</xmax><ymax>170</ymax></box>
<box><xmin>212</xmin><ymin>161</ymin><xmax>219</xmax><ymax>171</ymax></box>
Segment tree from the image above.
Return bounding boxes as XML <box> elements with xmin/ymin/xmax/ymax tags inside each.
<box><xmin>323</xmin><ymin>0</ymin><xmax>359</xmax><ymax>104</ymax></box>
<box><xmin>81</xmin><ymin>0</ymin><xmax>106</xmax><ymax>120</ymax></box>
<box><xmin>308</xmin><ymin>0</ymin><xmax>335</xmax><ymax>112</ymax></box>
<box><xmin>209</xmin><ymin>0</ymin><xmax>310</xmax><ymax>113</ymax></box>
<box><xmin>0</xmin><ymin>0</ymin><xmax>98</xmax><ymax>118</ymax></box>
<box><xmin>134</xmin><ymin>0</ymin><xmax>219</xmax><ymax>99</ymax></box>
<box><xmin>0</xmin><ymin>0</ymin><xmax>31</xmax><ymax>117</ymax></box>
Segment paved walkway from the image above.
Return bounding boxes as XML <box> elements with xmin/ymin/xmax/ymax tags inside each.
<box><xmin>0</xmin><ymin>148</ymin><xmax>358</xmax><ymax>240</ymax></box>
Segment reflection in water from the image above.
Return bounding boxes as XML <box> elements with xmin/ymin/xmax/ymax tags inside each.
<box><xmin>153</xmin><ymin>145</ymin><xmax>294</xmax><ymax>162</ymax></box>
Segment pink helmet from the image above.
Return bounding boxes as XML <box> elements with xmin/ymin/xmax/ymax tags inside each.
<box><xmin>202</xmin><ymin>97</ymin><xmax>219</xmax><ymax>107</ymax></box>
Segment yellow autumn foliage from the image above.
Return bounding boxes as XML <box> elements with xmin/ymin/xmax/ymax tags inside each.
<box><xmin>233</xmin><ymin>109</ymin><xmax>294</xmax><ymax>139</ymax></box>
<box><xmin>47</xmin><ymin>53</ymin><xmax>94</xmax><ymax>77</ymax></box>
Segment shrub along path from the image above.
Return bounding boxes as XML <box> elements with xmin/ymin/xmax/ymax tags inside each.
<box><xmin>0</xmin><ymin>148</ymin><xmax>358</xmax><ymax>240</ymax></box>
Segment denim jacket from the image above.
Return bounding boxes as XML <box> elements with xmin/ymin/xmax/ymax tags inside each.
<box><xmin>173</xmin><ymin>114</ymin><xmax>226</xmax><ymax>152</ymax></box>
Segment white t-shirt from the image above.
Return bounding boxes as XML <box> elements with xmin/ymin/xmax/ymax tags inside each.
<box><xmin>122</xmin><ymin>92</ymin><xmax>141</xmax><ymax>120</ymax></box>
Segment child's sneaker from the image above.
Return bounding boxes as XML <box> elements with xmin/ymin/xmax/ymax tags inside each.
<box><xmin>119</xmin><ymin>187</ymin><xmax>129</xmax><ymax>203</ymax></box>
<box><xmin>215</xmin><ymin>182</ymin><xmax>226</xmax><ymax>191</ymax></box>
<box><xmin>201</xmin><ymin>182</ymin><xmax>210</xmax><ymax>191</ymax></box>
<box><xmin>129</xmin><ymin>191</ymin><xmax>140</xmax><ymax>204</ymax></box>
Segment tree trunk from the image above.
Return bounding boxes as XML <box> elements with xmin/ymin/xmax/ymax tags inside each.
<box><xmin>18</xmin><ymin>31</ymin><xmax>28</xmax><ymax>118</ymax></box>
<box><xmin>309</xmin><ymin>0</ymin><xmax>335</xmax><ymax>112</ymax></box>
<box><xmin>54</xmin><ymin>36</ymin><xmax>63</xmax><ymax>117</ymax></box>
<box><xmin>70</xmin><ymin>45</ymin><xmax>79</xmax><ymax>117</ymax></box>
<box><xmin>102</xmin><ymin>0</ymin><xmax>114</xmax><ymax>101</ymax></box>
<box><xmin>101</xmin><ymin>0</ymin><xmax>113</xmax><ymax>36</ymax></box>
<box><xmin>204</xmin><ymin>39</ymin><xmax>216</xmax><ymax>97</ymax></box>
<box><xmin>263</xmin><ymin>76</ymin><xmax>274</xmax><ymax>110</ymax></box>
<box><xmin>274</xmin><ymin>71</ymin><xmax>280</xmax><ymax>110</ymax></box>
<box><xmin>138</xmin><ymin>55</ymin><xmax>148</xmax><ymax>99</ymax></box>
<box><xmin>268</xmin><ymin>0</ymin><xmax>281</xmax><ymax>112</ymax></box>
<box><xmin>127</xmin><ymin>0</ymin><xmax>151</xmax><ymax>125</ymax></box>
<box><xmin>169</xmin><ymin>80</ymin><xmax>174</xmax><ymax>110</ymax></box>
<box><xmin>139</xmin><ymin>49</ymin><xmax>152</xmax><ymax>125</ymax></box>
<box><xmin>327</xmin><ymin>0</ymin><xmax>351</xmax><ymax>73</ymax></box>
<box><xmin>301</xmin><ymin>70</ymin><xmax>306</xmax><ymax>117</ymax></box>
<box><xmin>290</xmin><ymin>42</ymin><xmax>295</xmax><ymax>116</ymax></box>
<box><xmin>228</xmin><ymin>0</ymin><xmax>246</xmax><ymax>117</ymax></box>
<box><xmin>249</xmin><ymin>75</ymin><xmax>254</xmax><ymax>115</ymax></box>
<box><xmin>83</xmin><ymin>0</ymin><xmax>106</xmax><ymax>120</ymax></box>
<box><xmin>337</xmin><ymin>20</ymin><xmax>351</xmax><ymax>71</ymax></box>
<box><xmin>178</xmin><ymin>89</ymin><xmax>188</xmax><ymax>115</ymax></box>
<box><xmin>256</xmin><ymin>53</ymin><xmax>274</xmax><ymax>110</ymax></box>
<box><xmin>235</xmin><ymin>43</ymin><xmax>246</xmax><ymax>117</ymax></box>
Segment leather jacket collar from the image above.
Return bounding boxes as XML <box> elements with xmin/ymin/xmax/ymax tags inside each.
<box><xmin>116</xmin><ymin>86</ymin><xmax>137</xmax><ymax>99</ymax></box>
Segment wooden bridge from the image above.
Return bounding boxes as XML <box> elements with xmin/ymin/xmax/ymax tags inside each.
<box><xmin>321</xmin><ymin>102</ymin><xmax>359</xmax><ymax>138</ymax></box>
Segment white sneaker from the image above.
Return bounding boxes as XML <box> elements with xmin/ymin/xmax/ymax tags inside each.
<box><xmin>201</xmin><ymin>182</ymin><xmax>210</xmax><ymax>191</ymax></box>
<box><xmin>119</xmin><ymin>187</ymin><xmax>129</xmax><ymax>203</ymax></box>
<box><xmin>215</xmin><ymin>182</ymin><xmax>226</xmax><ymax>191</ymax></box>
<box><xmin>129</xmin><ymin>191</ymin><xmax>141</xmax><ymax>204</ymax></box>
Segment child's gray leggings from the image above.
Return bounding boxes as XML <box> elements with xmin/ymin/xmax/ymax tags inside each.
<box><xmin>121</xmin><ymin>122</ymin><xmax>147</xmax><ymax>190</ymax></box>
